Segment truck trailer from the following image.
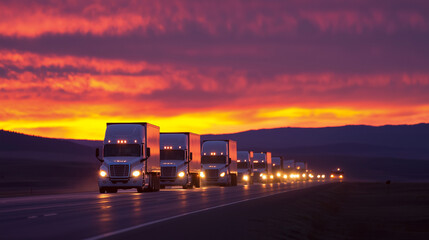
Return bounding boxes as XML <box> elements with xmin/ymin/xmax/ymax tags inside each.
<box><xmin>96</xmin><ymin>123</ymin><xmax>161</xmax><ymax>193</ymax></box>
<box><xmin>201</xmin><ymin>140</ymin><xmax>237</xmax><ymax>186</ymax></box>
<box><xmin>237</xmin><ymin>151</ymin><xmax>253</xmax><ymax>184</ymax></box>
<box><xmin>252</xmin><ymin>152</ymin><xmax>272</xmax><ymax>183</ymax></box>
<box><xmin>160</xmin><ymin>132</ymin><xmax>201</xmax><ymax>189</ymax></box>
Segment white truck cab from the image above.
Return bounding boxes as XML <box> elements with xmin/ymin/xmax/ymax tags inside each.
<box><xmin>252</xmin><ymin>152</ymin><xmax>272</xmax><ymax>183</ymax></box>
<box><xmin>237</xmin><ymin>151</ymin><xmax>253</xmax><ymax>184</ymax></box>
<box><xmin>160</xmin><ymin>132</ymin><xmax>201</xmax><ymax>189</ymax></box>
<box><xmin>201</xmin><ymin>140</ymin><xmax>237</xmax><ymax>186</ymax></box>
<box><xmin>96</xmin><ymin>123</ymin><xmax>160</xmax><ymax>193</ymax></box>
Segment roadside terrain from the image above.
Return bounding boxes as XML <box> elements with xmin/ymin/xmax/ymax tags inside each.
<box><xmin>107</xmin><ymin>182</ymin><xmax>429</xmax><ymax>240</ymax></box>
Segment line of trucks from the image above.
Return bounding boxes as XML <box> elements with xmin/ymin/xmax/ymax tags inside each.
<box><xmin>95</xmin><ymin>122</ymin><xmax>340</xmax><ymax>193</ymax></box>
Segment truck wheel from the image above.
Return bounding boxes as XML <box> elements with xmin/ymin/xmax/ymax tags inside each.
<box><xmin>146</xmin><ymin>173</ymin><xmax>160</xmax><ymax>192</ymax></box>
<box><xmin>99</xmin><ymin>187</ymin><xmax>106</xmax><ymax>193</ymax></box>
<box><xmin>195</xmin><ymin>174</ymin><xmax>201</xmax><ymax>188</ymax></box>
<box><xmin>231</xmin><ymin>174</ymin><xmax>237</xmax><ymax>186</ymax></box>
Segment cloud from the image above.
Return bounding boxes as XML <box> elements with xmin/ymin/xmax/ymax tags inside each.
<box><xmin>1</xmin><ymin>1</ymin><xmax>429</xmax><ymax>138</ymax></box>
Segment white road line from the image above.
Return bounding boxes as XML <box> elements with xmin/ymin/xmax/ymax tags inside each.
<box><xmin>43</xmin><ymin>213</ymin><xmax>57</xmax><ymax>217</ymax></box>
<box><xmin>85</xmin><ymin>183</ymin><xmax>322</xmax><ymax>240</ymax></box>
<box><xmin>27</xmin><ymin>216</ymin><xmax>38</xmax><ymax>219</ymax></box>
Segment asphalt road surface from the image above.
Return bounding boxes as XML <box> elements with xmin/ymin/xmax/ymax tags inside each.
<box><xmin>0</xmin><ymin>181</ymin><xmax>325</xmax><ymax>240</ymax></box>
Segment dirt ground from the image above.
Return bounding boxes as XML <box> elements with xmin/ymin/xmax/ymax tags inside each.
<box><xmin>108</xmin><ymin>182</ymin><xmax>429</xmax><ymax>240</ymax></box>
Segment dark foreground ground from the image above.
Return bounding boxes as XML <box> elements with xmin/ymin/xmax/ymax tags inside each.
<box><xmin>106</xmin><ymin>182</ymin><xmax>429</xmax><ymax>240</ymax></box>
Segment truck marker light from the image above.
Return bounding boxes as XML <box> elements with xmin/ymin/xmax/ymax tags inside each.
<box><xmin>243</xmin><ymin>175</ymin><xmax>249</xmax><ymax>181</ymax></box>
<box><xmin>108</xmin><ymin>140</ymin><xmax>111</xmax><ymax>143</ymax></box>
<box><xmin>237</xmin><ymin>160</ymin><xmax>241</xmax><ymax>162</ymax></box>
<box><xmin>270</xmin><ymin>175</ymin><xmax>274</xmax><ymax>179</ymax></box>
<box><xmin>253</xmin><ymin>160</ymin><xmax>258</xmax><ymax>163</ymax></box>
<box><xmin>302</xmin><ymin>174</ymin><xmax>306</xmax><ymax>178</ymax></box>
<box><xmin>337</xmin><ymin>168</ymin><xmax>341</xmax><ymax>171</ymax></box>
<box><xmin>179</xmin><ymin>146</ymin><xmax>181</xmax><ymax>149</ymax></box>
<box><xmin>134</xmin><ymin>140</ymin><xmax>137</xmax><ymax>143</ymax></box>
<box><xmin>99</xmin><ymin>170</ymin><xmax>107</xmax><ymax>177</ymax></box>
<box><xmin>262</xmin><ymin>175</ymin><xmax>267</xmax><ymax>180</ymax></box>
<box><xmin>317</xmin><ymin>175</ymin><xmax>321</xmax><ymax>178</ymax></box>
<box><xmin>220</xmin><ymin>152</ymin><xmax>223</xmax><ymax>155</ymax></box>
<box><xmin>132</xmin><ymin>170</ymin><xmax>141</xmax><ymax>177</ymax></box>
<box><xmin>339</xmin><ymin>175</ymin><xmax>343</xmax><ymax>178</ymax></box>
<box><xmin>178</xmin><ymin>172</ymin><xmax>185</xmax><ymax>178</ymax></box>
<box><xmin>210</xmin><ymin>152</ymin><xmax>216</xmax><ymax>156</ymax></box>
<box><xmin>259</xmin><ymin>173</ymin><xmax>263</xmax><ymax>177</ymax></box>
<box><xmin>273</xmin><ymin>164</ymin><xmax>276</xmax><ymax>166</ymax></box>
<box><xmin>330</xmin><ymin>174</ymin><xmax>334</xmax><ymax>178</ymax></box>
<box><xmin>220</xmin><ymin>172</ymin><xmax>226</xmax><ymax>177</ymax></box>
<box><xmin>200</xmin><ymin>172</ymin><xmax>205</xmax><ymax>178</ymax></box>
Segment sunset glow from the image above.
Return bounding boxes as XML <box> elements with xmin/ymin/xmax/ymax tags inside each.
<box><xmin>1</xmin><ymin>0</ymin><xmax>428</xmax><ymax>139</ymax></box>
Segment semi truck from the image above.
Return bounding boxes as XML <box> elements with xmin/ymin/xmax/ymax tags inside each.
<box><xmin>252</xmin><ymin>152</ymin><xmax>272</xmax><ymax>183</ymax></box>
<box><xmin>96</xmin><ymin>123</ymin><xmax>161</xmax><ymax>193</ymax></box>
<box><xmin>201</xmin><ymin>140</ymin><xmax>237</xmax><ymax>186</ymax></box>
<box><xmin>271</xmin><ymin>156</ymin><xmax>284</xmax><ymax>182</ymax></box>
<box><xmin>160</xmin><ymin>132</ymin><xmax>201</xmax><ymax>189</ymax></box>
<box><xmin>237</xmin><ymin>151</ymin><xmax>253</xmax><ymax>184</ymax></box>
<box><xmin>295</xmin><ymin>161</ymin><xmax>309</xmax><ymax>181</ymax></box>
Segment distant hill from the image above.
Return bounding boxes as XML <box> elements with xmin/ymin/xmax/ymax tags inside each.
<box><xmin>0</xmin><ymin>130</ymin><xmax>94</xmax><ymax>155</ymax></box>
<box><xmin>202</xmin><ymin>124</ymin><xmax>429</xmax><ymax>151</ymax></box>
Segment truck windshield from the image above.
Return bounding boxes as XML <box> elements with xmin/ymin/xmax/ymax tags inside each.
<box><xmin>237</xmin><ymin>162</ymin><xmax>249</xmax><ymax>169</ymax></box>
<box><xmin>161</xmin><ymin>150</ymin><xmax>185</xmax><ymax>160</ymax></box>
<box><xmin>253</xmin><ymin>163</ymin><xmax>266</xmax><ymax>169</ymax></box>
<box><xmin>104</xmin><ymin>144</ymin><xmax>141</xmax><ymax>157</ymax></box>
<box><xmin>201</xmin><ymin>156</ymin><xmax>227</xmax><ymax>164</ymax></box>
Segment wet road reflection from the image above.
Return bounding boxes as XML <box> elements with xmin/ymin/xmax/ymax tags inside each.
<box><xmin>0</xmin><ymin>181</ymin><xmax>324</xmax><ymax>240</ymax></box>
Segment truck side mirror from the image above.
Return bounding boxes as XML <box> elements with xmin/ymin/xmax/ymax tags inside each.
<box><xmin>189</xmin><ymin>152</ymin><xmax>193</xmax><ymax>161</ymax></box>
<box><xmin>96</xmin><ymin>148</ymin><xmax>103</xmax><ymax>162</ymax></box>
<box><xmin>146</xmin><ymin>147</ymin><xmax>151</xmax><ymax>157</ymax></box>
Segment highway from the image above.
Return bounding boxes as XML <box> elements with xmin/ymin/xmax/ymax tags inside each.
<box><xmin>0</xmin><ymin>181</ymin><xmax>324</xmax><ymax>240</ymax></box>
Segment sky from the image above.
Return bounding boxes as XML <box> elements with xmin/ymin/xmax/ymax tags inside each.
<box><xmin>1</xmin><ymin>0</ymin><xmax>429</xmax><ymax>140</ymax></box>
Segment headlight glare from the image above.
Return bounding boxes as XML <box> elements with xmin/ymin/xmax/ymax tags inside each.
<box><xmin>132</xmin><ymin>170</ymin><xmax>141</xmax><ymax>177</ymax></box>
<box><xmin>99</xmin><ymin>170</ymin><xmax>107</xmax><ymax>177</ymax></box>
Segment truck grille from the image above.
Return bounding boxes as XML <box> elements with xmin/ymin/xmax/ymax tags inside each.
<box><xmin>205</xmin><ymin>169</ymin><xmax>219</xmax><ymax>179</ymax></box>
<box><xmin>110</xmin><ymin>165</ymin><xmax>129</xmax><ymax>177</ymax></box>
<box><xmin>161</xmin><ymin>166</ymin><xmax>176</xmax><ymax>177</ymax></box>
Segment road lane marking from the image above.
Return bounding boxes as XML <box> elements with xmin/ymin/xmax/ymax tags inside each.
<box><xmin>85</xmin><ymin>183</ymin><xmax>324</xmax><ymax>240</ymax></box>
<box><xmin>43</xmin><ymin>213</ymin><xmax>57</xmax><ymax>217</ymax></box>
<box><xmin>27</xmin><ymin>216</ymin><xmax>38</xmax><ymax>219</ymax></box>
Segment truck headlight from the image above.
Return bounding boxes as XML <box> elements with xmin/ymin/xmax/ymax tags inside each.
<box><xmin>317</xmin><ymin>175</ymin><xmax>321</xmax><ymax>178</ymax></box>
<box><xmin>132</xmin><ymin>170</ymin><xmax>141</xmax><ymax>177</ymax></box>
<box><xmin>200</xmin><ymin>171</ymin><xmax>205</xmax><ymax>178</ymax></box>
<box><xmin>339</xmin><ymin>175</ymin><xmax>343</xmax><ymax>178</ymax></box>
<box><xmin>283</xmin><ymin>174</ymin><xmax>287</xmax><ymax>179</ymax></box>
<box><xmin>322</xmin><ymin>174</ymin><xmax>325</xmax><ymax>178</ymax></box>
<box><xmin>220</xmin><ymin>172</ymin><xmax>226</xmax><ymax>177</ymax></box>
<box><xmin>262</xmin><ymin>175</ymin><xmax>267</xmax><ymax>180</ymax></box>
<box><xmin>330</xmin><ymin>174</ymin><xmax>334</xmax><ymax>178</ymax></box>
<box><xmin>99</xmin><ymin>170</ymin><xmax>107</xmax><ymax>177</ymax></box>
<box><xmin>270</xmin><ymin>175</ymin><xmax>274</xmax><ymax>179</ymax></box>
<box><xmin>276</xmin><ymin>172</ymin><xmax>281</xmax><ymax>177</ymax></box>
<box><xmin>302</xmin><ymin>174</ymin><xmax>306</xmax><ymax>178</ymax></box>
<box><xmin>243</xmin><ymin>175</ymin><xmax>249</xmax><ymax>181</ymax></box>
<box><xmin>178</xmin><ymin>171</ymin><xmax>185</xmax><ymax>178</ymax></box>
